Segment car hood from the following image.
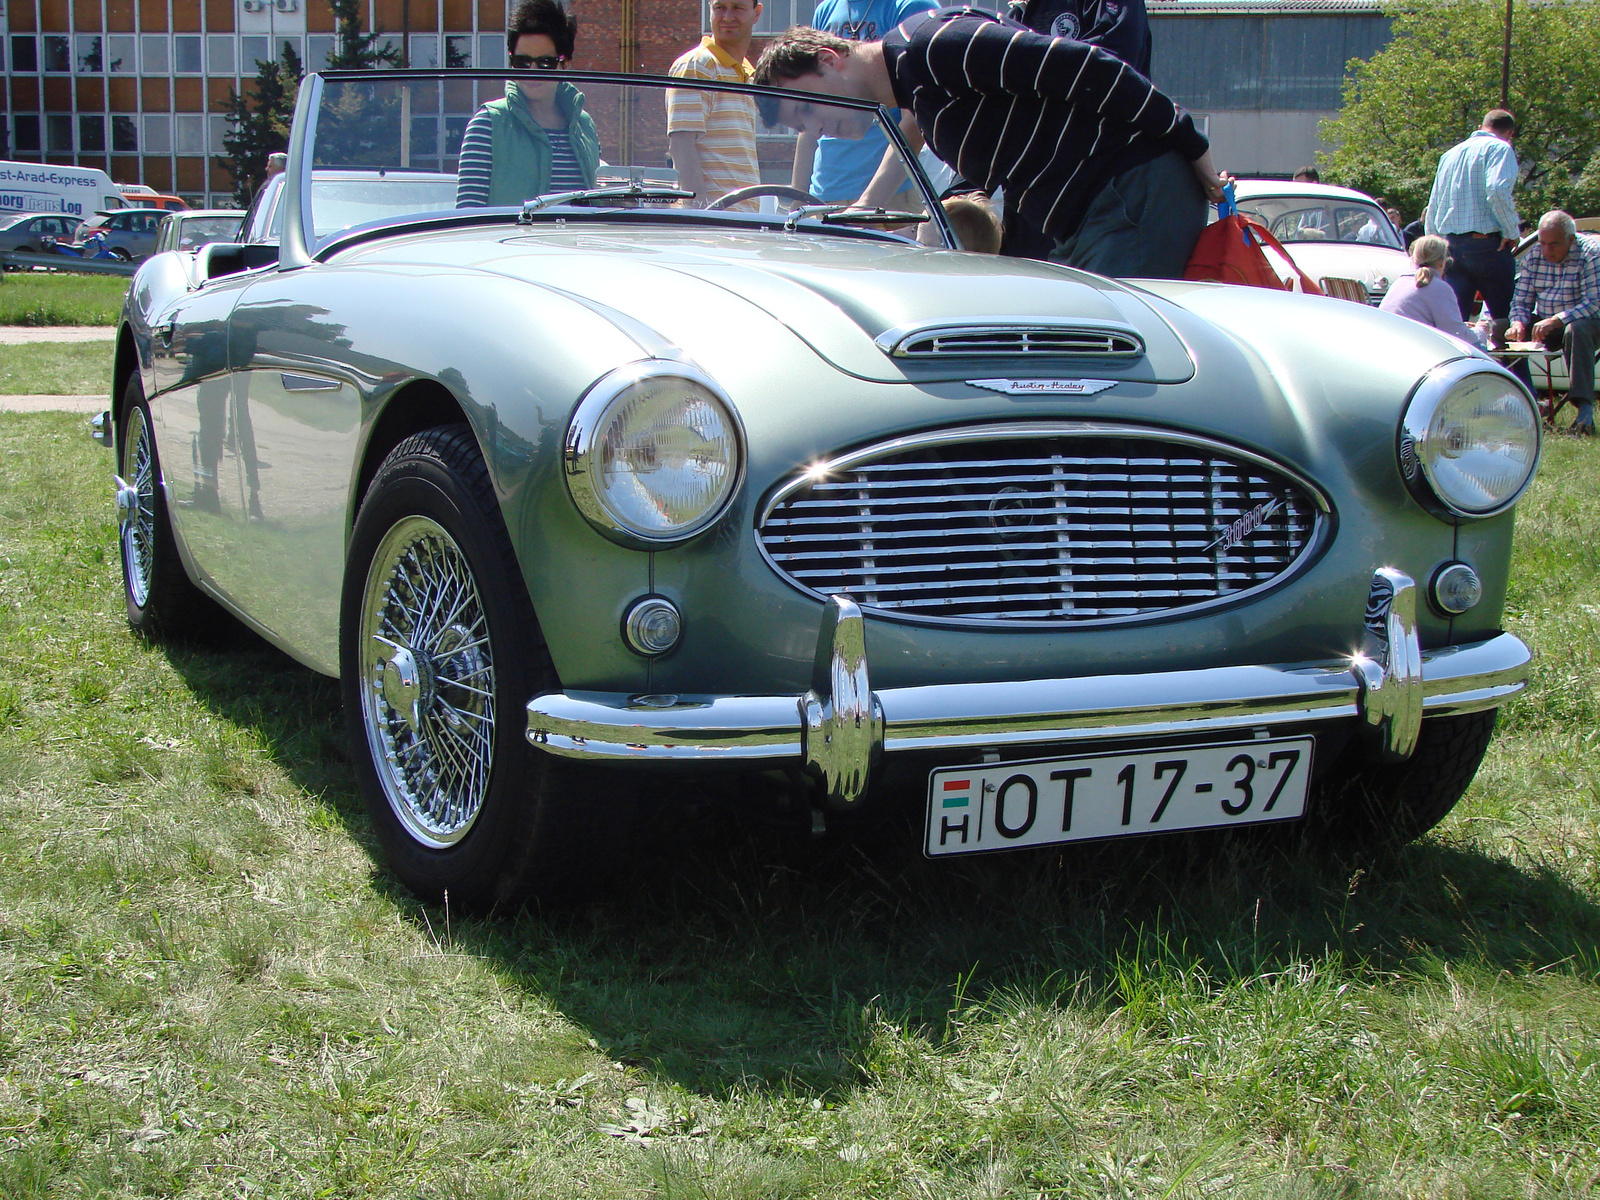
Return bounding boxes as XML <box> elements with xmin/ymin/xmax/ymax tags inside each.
<box><xmin>346</xmin><ymin>225</ymin><xmax>1197</xmax><ymax>385</ymax></box>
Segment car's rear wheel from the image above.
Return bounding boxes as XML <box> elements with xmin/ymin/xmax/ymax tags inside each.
<box><xmin>341</xmin><ymin>425</ymin><xmax>629</xmax><ymax>910</ymax></box>
<box><xmin>1313</xmin><ymin>709</ymin><xmax>1498</xmax><ymax>848</ymax></box>
<box><xmin>117</xmin><ymin>375</ymin><xmax>225</xmax><ymax>640</ymax></box>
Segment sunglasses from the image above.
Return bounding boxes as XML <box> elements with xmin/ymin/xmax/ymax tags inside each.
<box><xmin>510</xmin><ymin>53</ymin><xmax>565</xmax><ymax>69</ymax></box>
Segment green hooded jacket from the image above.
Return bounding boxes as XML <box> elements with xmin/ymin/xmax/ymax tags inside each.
<box><xmin>483</xmin><ymin>80</ymin><xmax>601</xmax><ymax>206</ymax></box>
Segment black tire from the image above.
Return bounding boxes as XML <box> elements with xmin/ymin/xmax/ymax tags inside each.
<box><xmin>1312</xmin><ymin>709</ymin><xmax>1498</xmax><ymax>849</ymax></box>
<box><xmin>340</xmin><ymin>425</ymin><xmax>632</xmax><ymax>911</ymax></box>
<box><xmin>109</xmin><ymin>247</ymin><xmax>132</xmax><ymax>262</ymax></box>
<box><xmin>116</xmin><ymin>374</ymin><xmax>226</xmax><ymax>640</ymax></box>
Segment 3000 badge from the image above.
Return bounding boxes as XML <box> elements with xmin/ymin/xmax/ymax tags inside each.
<box><xmin>925</xmin><ymin>737</ymin><xmax>1314</xmax><ymax>856</ymax></box>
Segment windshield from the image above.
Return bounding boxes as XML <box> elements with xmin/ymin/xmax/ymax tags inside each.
<box><xmin>174</xmin><ymin>216</ymin><xmax>243</xmax><ymax>246</ymax></box>
<box><xmin>1236</xmin><ymin>195</ymin><xmax>1403</xmax><ymax>250</ymax></box>
<box><xmin>0</xmin><ymin>214</ymin><xmax>29</xmax><ymax>231</ymax></box>
<box><xmin>301</xmin><ymin>71</ymin><xmax>945</xmax><ymax>251</ymax></box>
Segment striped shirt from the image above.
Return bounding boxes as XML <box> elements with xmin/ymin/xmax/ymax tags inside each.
<box><xmin>667</xmin><ymin>37</ymin><xmax>761</xmax><ymax>204</ymax></box>
<box><xmin>1510</xmin><ymin>232</ymin><xmax>1600</xmax><ymax>326</ymax></box>
<box><xmin>455</xmin><ymin>111</ymin><xmax>496</xmax><ymax>207</ymax></box>
<box><xmin>1423</xmin><ymin>130</ymin><xmax>1520</xmax><ymax>243</ymax></box>
<box><xmin>882</xmin><ymin>9</ymin><xmax>1207</xmax><ymax>241</ymax></box>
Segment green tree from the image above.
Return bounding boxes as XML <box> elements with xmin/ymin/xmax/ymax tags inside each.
<box><xmin>327</xmin><ymin>0</ymin><xmax>402</xmax><ymax>70</ymax></box>
<box><xmin>222</xmin><ymin>46</ymin><xmax>302</xmax><ymax>208</ymax></box>
<box><xmin>1321</xmin><ymin>0</ymin><xmax>1600</xmax><ymax>224</ymax></box>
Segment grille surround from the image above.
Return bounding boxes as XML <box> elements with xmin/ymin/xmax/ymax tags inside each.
<box><xmin>756</xmin><ymin>423</ymin><xmax>1330</xmax><ymax>629</ymax></box>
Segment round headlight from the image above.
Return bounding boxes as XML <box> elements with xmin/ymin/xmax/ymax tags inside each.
<box><xmin>1400</xmin><ymin>361</ymin><xmax>1540</xmax><ymax>518</ymax></box>
<box><xmin>565</xmin><ymin>362</ymin><xmax>744</xmax><ymax>545</ymax></box>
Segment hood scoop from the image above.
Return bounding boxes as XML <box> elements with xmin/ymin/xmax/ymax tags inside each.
<box><xmin>875</xmin><ymin>319</ymin><xmax>1145</xmax><ymax>360</ymax></box>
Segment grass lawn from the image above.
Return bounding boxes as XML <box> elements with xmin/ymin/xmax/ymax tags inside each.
<box><xmin>0</xmin><ymin>341</ymin><xmax>114</xmax><ymax>395</ymax></box>
<box><xmin>0</xmin><ymin>271</ymin><xmax>129</xmax><ymax>325</ymax></box>
<box><xmin>0</xmin><ymin>415</ymin><xmax>1596</xmax><ymax>1198</ymax></box>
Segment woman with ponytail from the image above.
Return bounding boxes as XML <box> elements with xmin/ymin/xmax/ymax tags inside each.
<box><xmin>1380</xmin><ymin>234</ymin><xmax>1491</xmax><ymax>347</ymax></box>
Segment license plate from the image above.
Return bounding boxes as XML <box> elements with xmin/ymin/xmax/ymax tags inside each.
<box><xmin>925</xmin><ymin>736</ymin><xmax>1313</xmax><ymax>857</ymax></box>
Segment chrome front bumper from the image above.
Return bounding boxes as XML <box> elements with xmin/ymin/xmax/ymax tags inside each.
<box><xmin>525</xmin><ymin>569</ymin><xmax>1530</xmax><ymax>808</ymax></box>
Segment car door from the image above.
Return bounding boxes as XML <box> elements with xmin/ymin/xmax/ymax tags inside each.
<box><xmin>221</xmin><ymin>270</ymin><xmax>367</xmax><ymax>671</ymax></box>
<box><xmin>145</xmin><ymin>267</ymin><xmax>259</xmax><ymax>608</ymax></box>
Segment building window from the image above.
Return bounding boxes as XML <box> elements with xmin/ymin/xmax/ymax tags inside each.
<box><xmin>408</xmin><ymin>34</ymin><xmax>439</xmax><ymax>68</ymax></box>
<box><xmin>375</xmin><ymin>34</ymin><xmax>401</xmax><ymax>62</ymax></box>
<box><xmin>79</xmin><ymin>115</ymin><xmax>107</xmax><ymax>153</ymax></box>
<box><xmin>13</xmin><ymin>115</ymin><xmax>42</xmax><ymax>153</ymax></box>
<box><xmin>143</xmin><ymin>114</ymin><xmax>172</xmax><ymax>154</ymax></box>
<box><xmin>409</xmin><ymin>116</ymin><xmax>439</xmax><ymax>156</ymax></box>
<box><xmin>240</xmin><ymin>36</ymin><xmax>271</xmax><ymax>70</ymax></box>
<box><xmin>445</xmin><ymin>116</ymin><xmax>468</xmax><ymax>156</ymax></box>
<box><xmin>112</xmin><ymin>115</ymin><xmax>139</xmax><ymax>152</ymax></box>
<box><xmin>307</xmin><ymin>35</ymin><xmax>335</xmax><ymax>70</ymax></box>
<box><xmin>142</xmin><ymin>35</ymin><xmax>170</xmax><ymax>74</ymax></box>
<box><xmin>106</xmin><ymin>36</ymin><xmax>137</xmax><ymax>73</ymax></box>
<box><xmin>445</xmin><ymin>35</ymin><xmax>472</xmax><ymax>68</ymax></box>
<box><xmin>477</xmin><ymin>34</ymin><xmax>503</xmax><ymax>69</ymax></box>
<box><xmin>174</xmin><ymin>114</ymin><xmax>206</xmax><ymax>156</ymax></box>
<box><xmin>209</xmin><ymin>115</ymin><xmax>231</xmax><ymax>155</ymax></box>
<box><xmin>278</xmin><ymin>36</ymin><xmax>304</xmax><ymax>65</ymax></box>
<box><xmin>44</xmin><ymin>36</ymin><xmax>72</xmax><ymax>73</ymax></box>
<box><xmin>76</xmin><ymin>35</ymin><xmax>105</xmax><ymax>73</ymax></box>
<box><xmin>11</xmin><ymin>36</ymin><xmax>39</xmax><ymax>73</ymax></box>
<box><xmin>174</xmin><ymin>36</ymin><xmax>204</xmax><ymax>74</ymax></box>
<box><xmin>47</xmin><ymin>115</ymin><xmax>74</xmax><ymax>152</ymax></box>
<box><xmin>209</xmin><ymin>36</ymin><xmax>237</xmax><ymax>75</ymax></box>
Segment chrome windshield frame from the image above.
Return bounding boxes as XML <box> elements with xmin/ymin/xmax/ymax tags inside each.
<box><xmin>285</xmin><ymin>68</ymin><xmax>957</xmax><ymax>256</ymax></box>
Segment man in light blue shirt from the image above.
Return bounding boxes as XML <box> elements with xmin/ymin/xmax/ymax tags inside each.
<box><xmin>1423</xmin><ymin>109</ymin><xmax>1521</xmax><ymax>323</ymax></box>
<box><xmin>787</xmin><ymin>0</ymin><xmax>936</xmax><ymax>204</ymax></box>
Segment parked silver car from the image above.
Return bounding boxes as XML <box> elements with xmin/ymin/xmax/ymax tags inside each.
<box><xmin>1</xmin><ymin>211</ymin><xmax>84</xmax><ymax>257</ymax></box>
<box><xmin>74</xmin><ymin>207</ymin><xmax>166</xmax><ymax>261</ymax></box>
<box><xmin>110</xmin><ymin>70</ymin><xmax>1541</xmax><ymax>908</ymax></box>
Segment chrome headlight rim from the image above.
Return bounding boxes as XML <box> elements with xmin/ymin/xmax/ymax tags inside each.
<box><xmin>564</xmin><ymin>360</ymin><xmax>746</xmax><ymax>548</ymax></box>
<box><xmin>1398</xmin><ymin>358</ymin><xmax>1541</xmax><ymax>520</ymax></box>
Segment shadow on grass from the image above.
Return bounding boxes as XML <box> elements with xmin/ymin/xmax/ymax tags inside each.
<box><xmin>165</xmin><ymin>634</ymin><xmax>1600</xmax><ymax>1100</ymax></box>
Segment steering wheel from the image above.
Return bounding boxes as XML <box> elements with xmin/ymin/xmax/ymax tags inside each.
<box><xmin>705</xmin><ymin>184</ymin><xmax>821</xmax><ymax>211</ymax></box>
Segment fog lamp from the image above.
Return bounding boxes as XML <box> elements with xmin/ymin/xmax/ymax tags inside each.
<box><xmin>1430</xmin><ymin>562</ymin><xmax>1483</xmax><ymax>615</ymax></box>
<box><xmin>624</xmin><ymin>597</ymin><xmax>682</xmax><ymax>656</ymax></box>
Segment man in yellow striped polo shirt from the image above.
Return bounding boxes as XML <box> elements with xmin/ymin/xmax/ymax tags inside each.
<box><xmin>667</xmin><ymin>0</ymin><xmax>764</xmax><ymax>209</ymax></box>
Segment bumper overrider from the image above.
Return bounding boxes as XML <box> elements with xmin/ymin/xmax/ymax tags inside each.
<box><xmin>525</xmin><ymin>569</ymin><xmax>1530</xmax><ymax>808</ymax></box>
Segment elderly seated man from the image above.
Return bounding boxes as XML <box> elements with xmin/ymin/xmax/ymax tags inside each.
<box><xmin>1508</xmin><ymin>210</ymin><xmax>1600</xmax><ymax>435</ymax></box>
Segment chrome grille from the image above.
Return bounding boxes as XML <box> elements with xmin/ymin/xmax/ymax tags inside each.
<box><xmin>758</xmin><ymin>427</ymin><xmax>1322</xmax><ymax>626</ymax></box>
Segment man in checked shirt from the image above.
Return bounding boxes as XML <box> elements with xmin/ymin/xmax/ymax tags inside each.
<box><xmin>1508</xmin><ymin>211</ymin><xmax>1600</xmax><ymax>436</ymax></box>
<box><xmin>752</xmin><ymin>6</ymin><xmax>1228</xmax><ymax>278</ymax></box>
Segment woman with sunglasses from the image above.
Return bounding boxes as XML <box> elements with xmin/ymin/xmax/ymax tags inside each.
<box><xmin>456</xmin><ymin>0</ymin><xmax>599</xmax><ymax>208</ymax></box>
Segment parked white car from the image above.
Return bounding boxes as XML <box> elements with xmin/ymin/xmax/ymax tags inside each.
<box><xmin>1226</xmin><ymin>180</ymin><xmax>1412</xmax><ymax>305</ymax></box>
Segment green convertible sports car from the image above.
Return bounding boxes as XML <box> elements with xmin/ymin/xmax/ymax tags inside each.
<box><xmin>108</xmin><ymin>70</ymin><xmax>1540</xmax><ymax>908</ymax></box>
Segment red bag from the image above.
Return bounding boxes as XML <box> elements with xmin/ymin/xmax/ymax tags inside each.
<box><xmin>1185</xmin><ymin>209</ymin><xmax>1323</xmax><ymax>296</ymax></box>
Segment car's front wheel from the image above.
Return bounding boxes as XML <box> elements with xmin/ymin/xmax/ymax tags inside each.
<box><xmin>1315</xmin><ymin>709</ymin><xmax>1498</xmax><ymax>848</ymax></box>
<box><xmin>341</xmin><ymin>425</ymin><xmax>627</xmax><ymax>910</ymax></box>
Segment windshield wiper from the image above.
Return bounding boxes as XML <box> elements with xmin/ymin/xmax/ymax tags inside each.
<box><xmin>519</xmin><ymin>182</ymin><xmax>693</xmax><ymax>219</ymax></box>
<box><xmin>783</xmin><ymin>203</ymin><xmax>929</xmax><ymax>232</ymax></box>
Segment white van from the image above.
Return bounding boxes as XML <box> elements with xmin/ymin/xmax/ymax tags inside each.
<box><xmin>0</xmin><ymin>160</ymin><xmax>126</xmax><ymax>219</ymax></box>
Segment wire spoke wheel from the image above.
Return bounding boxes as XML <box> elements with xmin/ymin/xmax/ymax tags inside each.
<box><xmin>120</xmin><ymin>405</ymin><xmax>158</xmax><ymax>610</ymax></box>
<box><xmin>360</xmin><ymin>515</ymin><xmax>496</xmax><ymax>848</ymax></box>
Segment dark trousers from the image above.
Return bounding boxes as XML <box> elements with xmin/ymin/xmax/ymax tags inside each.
<box><xmin>1443</xmin><ymin>233</ymin><xmax>1515</xmax><ymax>321</ymax></box>
<box><xmin>1049</xmin><ymin>150</ymin><xmax>1207</xmax><ymax>279</ymax></box>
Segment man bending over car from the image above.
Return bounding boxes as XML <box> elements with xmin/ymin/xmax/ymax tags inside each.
<box><xmin>752</xmin><ymin>8</ymin><xmax>1228</xmax><ymax>278</ymax></box>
